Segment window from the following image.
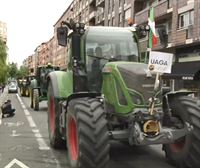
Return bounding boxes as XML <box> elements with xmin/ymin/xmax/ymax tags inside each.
<box><xmin>178</xmin><ymin>10</ymin><xmax>194</xmax><ymax>28</ymax></box>
<box><xmin>119</xmin><ymin>13</ymin><xmax>122</xmax><ymax>24</ymax></box>
<box><xmin>112</xmin><ymin>17</ymin><xmax>115</xmax><ymax>26</ymax></box>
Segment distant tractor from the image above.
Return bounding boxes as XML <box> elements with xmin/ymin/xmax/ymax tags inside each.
<box><xmin>19</xmin><ymin>75</ymin><xmax>35</xmax><ymax>97</ymax></box>
<box><xmin>30</xmin><ymin>64</ymin><xmax>60</xmax><ymax>111</ymax></box>
<box><xmin>46</xmin><ymin>20</ymin><xmax>200</xmax><ymax>168</ymax></box>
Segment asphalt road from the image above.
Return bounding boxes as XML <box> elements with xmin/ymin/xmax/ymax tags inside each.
<box><xmin>0</xmin><ymin>89</ymin><xmax>175</xmax><ymax>168</ymax></box>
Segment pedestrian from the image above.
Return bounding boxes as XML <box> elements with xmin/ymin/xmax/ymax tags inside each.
<box><xmin>1</xmin><ymin>99</ymin><xmax>15</xmax><ymax>118</ymax></box>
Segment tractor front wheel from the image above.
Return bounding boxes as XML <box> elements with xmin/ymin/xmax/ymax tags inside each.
<box><xmin>67</xmin><ymin>98</ymin><xmax>110</xmax><ymax>168</ymax></box>
<box><xmin>33</xmin><ymin>89</ymin><xmax>39</xmax><ymax>111</ymax></box>
<box><xmin>30</xmin><ymin>89</ymin><xmax>33</xmax><ymax>108</ymax></box>
<box><xmin>47</xmin><ymin>82</ymin><xmax>65</xmax><ymax>148</ymax></box>
<box><xmin>163</xmin><ymin>96</ymin><xmax>200</xmax><ymax>168</ymax></box>
<box><xmin>25</xmin><ymin>89</ymin><xmax>29</xmax><ymax>97</ymax></box>
<box><xmin>20</xmin><ymin>88</ymin><xmax>24</xmax><ymax>96</ymax></box>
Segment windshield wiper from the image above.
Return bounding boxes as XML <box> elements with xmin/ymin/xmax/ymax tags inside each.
<box><xmin>88</xmin><ymin>55</ymin><xmax>110</xmax><ymax>61</ymax></box>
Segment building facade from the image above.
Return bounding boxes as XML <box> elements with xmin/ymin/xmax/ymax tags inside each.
<box><xmin>24</xmin><ymin>0</ymin><xmax>200</xmax><ymax>76</ymax></box>
<box><xmin>52</xmin><ymin>0</ymin><xmax>200</xmax><ymax>68</ymax></box>
<box><xmin>0</xmin><ymin>21</ymin><xmax>7</xmax><ymax>43</ymax></box>
<box><xmin>134</xmin><ymin>0</ymin><xmax>200</xmax><ymax>63</ymax></box>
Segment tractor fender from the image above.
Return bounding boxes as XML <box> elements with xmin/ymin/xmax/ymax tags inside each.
<box><xmin>165</xmin><ymin>90</ymin><xmax>195</xmax><ymax>102</ymax></box>
<box><xmin>47</xmin><ymin>71</ymin><xmax>72</xmax><ymax>98</ymax></box>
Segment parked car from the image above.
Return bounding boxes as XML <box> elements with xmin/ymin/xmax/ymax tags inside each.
<box><xmin>8</xmin><ymin>82</ymin><xmax>18</xmax><ymax>93</ymax></box>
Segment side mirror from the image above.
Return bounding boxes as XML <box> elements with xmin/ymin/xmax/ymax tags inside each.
<box><xmin>57</xmin><ymin>26</ymin><xmax>68</xmax><ymax>46</ymax></box>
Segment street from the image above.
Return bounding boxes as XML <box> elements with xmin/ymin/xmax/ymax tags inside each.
<box><xmin>0</xmin><ymin>89</ymin><xmax>175</xmax><ymax>168</ymax></box>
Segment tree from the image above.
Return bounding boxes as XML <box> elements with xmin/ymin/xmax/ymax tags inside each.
<box><xmin>0</xmin><ymin>37</ymin><xmax>8</xmax><ymax>83</ymax></box>
<box><xmin>16</xmin><ymin>65</ymin><xmax>29</xmax><ymax>78</ymax></box>
<box><xmin>7</xmin><ymin>62</ymin><xmax>18</xmax><ymax>79</ymax></box>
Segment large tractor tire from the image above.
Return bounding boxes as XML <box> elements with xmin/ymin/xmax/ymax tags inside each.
<box><xmin>20</xmin><ymin>88</ymin><xmax>24</xmax><ymax>96</ymax></box>
<box><xmin>25</xmin><ymin>89</ymin><xmax>29</xmax><ymax>97</ymax></box>
<box><xmin>47</xmin><ymin>82</ymin><xmax>65</xmax><ymax>148</ymax></box>
<box><xmin>67</xmin><ymin>98</ymin><xmax>110</xmax><ymax>168</ymax></box>
<box><xmin>33</xmin><ymin>89</ymin><xmax>39</xmax><ymax>111</ymax></box>
<box><xmin>163</xmin><ymin>96</ymin><xmax>200</xmax><ymax>168</ymax></box>
<box><xmin>30</xmin><ymin>89</ymin><xmax>33</xmax><ymax>108</ymax></box>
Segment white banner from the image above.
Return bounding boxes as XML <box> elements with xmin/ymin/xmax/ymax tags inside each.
<box><xmin>148</xmin><ymin>51</ymin><xmax>173</xmax><ymax>74</ymax></box>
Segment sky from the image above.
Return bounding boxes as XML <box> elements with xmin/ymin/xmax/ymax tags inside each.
<box><xmin>0</xmin><ymin>0</ymin><xmax>72</xmax><ymax>66</ymax></box>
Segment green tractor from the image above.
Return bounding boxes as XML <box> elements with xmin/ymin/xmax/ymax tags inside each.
<box><xmin>47</xmin><ymin>20</ymin><xmax>200</xmax><ymax>168</ymax></box>
<box><xmin>30</xmin><ymin>64</ymin><xmax>60</xmax><ymax>111</ymax></box>
<box><xmin>19</xmin><ymin>75</ymin><xmax>35</xmax><ymax>97</ymax></box>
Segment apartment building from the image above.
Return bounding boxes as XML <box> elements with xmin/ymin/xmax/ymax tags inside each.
<box><xmin>134</xmin><ymin>0</ymin><xmax>200</xmax><ymax>63</ymax></box>
<box><xmin>27</xmin><ymin>0</ymin><xmax>199</xmax><ymax>72</ymax></box>
<box><xmin>22</xmin><ymin>58</ymin><xmax>29</xmax><ymax>68</ymax></box>
<box><xmin>28</xmin><ymin>54</ymin><xmax>36</xmax><ymax>75</ymax></box>
<box><xmin>0</xmin><ymin>21</ymin><xmax>7</xmax><ymax>43</ymax></box>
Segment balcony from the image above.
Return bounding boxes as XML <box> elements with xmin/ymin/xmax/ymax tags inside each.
<box><xmin>89</xmin><ymin>11</ymin><xmax>96</xmax><ymax>20</ymax></box>
<box><xmin>135</xmin><ymin>0</ymin><xmax>173</xmax><ymax>25</ymax></box>
<box><xmin>154</xmin><ymin>0</ymin><xmax>172</xmax><ymax>18</ymax></box>
<box><xmin>135</xmin><ymin>8</ymin><xmax>149</xmax><ymax>25</ymax></box>
<box><xmin>96</xmin><ymin>0</ymin><xmax>105</xmax><ymax>7</ymax></box>
<box><xmin>96</xmin><ymin>12</ymin><xmax>105</xmax><ymax>25</ymax></box>
<box><xmin>176</xmin><ymin>28</ymin><xmax>187</xmax><ymax>46</ymax></box>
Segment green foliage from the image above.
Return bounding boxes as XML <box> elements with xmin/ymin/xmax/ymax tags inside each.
<box><xmin>17</xmin><ymin>65</ymin><xmax>29</xmax><ymax>78</ymax></box>
<box><xmin>7</xmin><ymin>62</ymin><xmax>18</xmax><ymax>79</ymax></box>
<box><xmin>6</xmin><ymin>63</ymin><xmax>30</xmax><ymax>82</ymax></box>
<box><xmin>0</xmin><ymin>37</ymin><xmax>8</xmax><ymax>83</ymax></box>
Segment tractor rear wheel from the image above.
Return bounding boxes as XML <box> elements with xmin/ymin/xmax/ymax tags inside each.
<box><xmin>33</xmin><ymin>89</ymin><xmax>39</xmax><ymax>111</ymax></box>
<box><xmin>47</xmin><ymin>82</ymin><xmax>65</xmax><ymax>148</ymax></box>
<box><xmin>67</xmin><ymin>98</ymin><xmax>110</xmax><ymax>168</ymax></box>
<box><xmin>163</xmin><ymin>96</ymin><xmax>200</xmax><ymax>168</ymax></box>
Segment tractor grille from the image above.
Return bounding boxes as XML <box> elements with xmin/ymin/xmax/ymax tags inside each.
<box><xmin>118</xmin><ymin>63</ymin><xmax>160</xmax><ymax>105</ymax></box>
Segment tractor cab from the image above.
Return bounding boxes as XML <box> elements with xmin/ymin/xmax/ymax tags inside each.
<box><xmin>30</xmin><ymin>63</ymin><xmax>60</xmax><ymax>111</ymax></box>
<box><xmin>36</xmin><ymin>64</ymin><xmax>60</xmax><ymax>90</ymax></box>
<box><xmin>57</xmin><ymin>21</ymin><xmax>144</xmax><ymax>93</ymax></box>
<box><xmin>85</xmin><ymin>26</ymin><xmax>140</xmax><ymax>91</ymax></box>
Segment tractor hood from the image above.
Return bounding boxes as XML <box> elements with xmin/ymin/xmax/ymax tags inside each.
<box><xmin>118</xmin><ymin>63</ymin><xmax>160</xmax><ymax>104</ymax></box>
<box><xmin>102</xmin><ymin>62</ymin><xmax>161</xmax><ymax>106</ymax></box>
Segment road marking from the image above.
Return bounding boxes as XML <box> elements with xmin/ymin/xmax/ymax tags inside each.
<box><xmin>32</xmin><ymin>129</ymin><xmax>50</xmax><ymax>150</ymax></box>
<box><xmin>4</xmin><ymin>158</ymin><xmax>29</xmax><ymax>168</ymax></box>
<box><xmin>26</xmin><ymin>116</ymin><xmax>36</xmax><ymax>128</ymax></box>
<box><xmin>24</xmin><ymin>109</ymin><xmax>30</xmax><ymax>115</ymax></box>
<box><xmin>10</xmin><ymin>130</ymin><xmax>21</xmax><ymax>137</ymax></box>
<box><xmin>4</xmin><ymin>121</ymin><xmax>24</xmax><ymax>127</ymax></box>
<box><xmin>21</xmin><ymin>104</ymin><xmax>26</xmax><ymax>109</ymax></box>
<box><xmin>16</xmin><ymin>95</ymin><xmax>50</xmax><ymax>151</ymax></box>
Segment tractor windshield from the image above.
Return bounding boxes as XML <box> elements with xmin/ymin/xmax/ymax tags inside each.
<box><xmin>86</xmin><ymin>27</ymin><xmax>139</xmax><ymax>63</ymax></box>
<box><xmin>85</xmin><ymin>26</ymin><xmax>139</xmax><ymax>92</ymax></box>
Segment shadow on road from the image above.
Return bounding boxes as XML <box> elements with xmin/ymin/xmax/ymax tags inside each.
<box><xmin>108</xmin><ymin>141</ymin><xmax>174</xmax><ymax>168</ymax></box>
